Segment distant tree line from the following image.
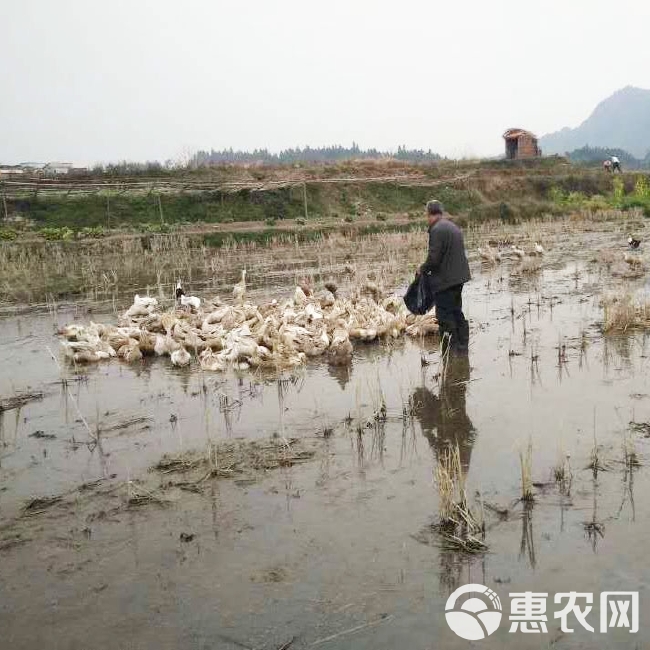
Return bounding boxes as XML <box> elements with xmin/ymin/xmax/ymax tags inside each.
<box><xmin>191</xmin><ymin>143</ymin><xmax>442</xmax><ymax>165</ymax></box>
<box><xmin>89</xmin><ymin>160</ymin><xmax>169</xmax><ymax>177</ymax></box>
<box><xmin>567</xmin><ymin>145</ymin><xmax>650</xmax><ymax>169</ymax></box>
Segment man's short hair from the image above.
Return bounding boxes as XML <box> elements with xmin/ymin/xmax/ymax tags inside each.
<box><xmin>426</xmin><ymin>200</ymin><xmax>444</xmax><ymax>216</ymax></box>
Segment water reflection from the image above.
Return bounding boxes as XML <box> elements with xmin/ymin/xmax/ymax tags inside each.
<box><xmin>410</xmin><ymin>356</ymin><xmax>480</xmax><ymax>594</ymax></box>
<box><xmin>327</xmin><ymin>363</ymin><xmax>352</xmax><ymax>390</ymax></box>
<box><xmin>411</xmin><ymin>355</ymin><xmax>476</xmax><ymax>472</ymax></box>
<box><xmin>519</xmin><ymin>502</ymin><xmax>536</xmax><ymax>568</ymax></box>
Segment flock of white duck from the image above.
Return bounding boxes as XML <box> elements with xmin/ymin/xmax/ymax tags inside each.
<box><xmin>59</xmin><ymin>271</ymin><xmax>439</xmax><ymax>372</ymax></box>
<box><xmin>478</xmin><ymin>235</ymin><xmax>642</xmax><ymax>266</ymax></box>
<box><xmin>477</xmin><ymin>242</ymin><xmax>544</xmax><ymax>264</ymax></box>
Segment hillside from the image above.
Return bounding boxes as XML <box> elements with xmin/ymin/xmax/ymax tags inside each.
<box><xmin>540</xmin><ymin>86</ymin><xmax>650</xmax><ymax>159</ymax></box>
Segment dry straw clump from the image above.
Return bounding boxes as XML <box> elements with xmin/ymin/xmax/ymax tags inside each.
<box><xmin>434</xmin><ymin>443</ymin><xmax>486</xmax><ymax>553</ymax></box>
<box><xmin>519</xmin><ymin>439</ymin><xmax>534</xmax><ymax>502</ymax></box>
<box><xmin>602</xmin><ymin>292</ymin><xmax>650</xmax><ymax>332</ymax></box>
<box><xmin>152</xmin><ymin>437</ymin><xmax>318</xmax><ymax>484</ymax></box>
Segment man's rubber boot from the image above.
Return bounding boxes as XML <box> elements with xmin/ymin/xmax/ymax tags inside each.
<box><xmin>454</xmin><ymin>320</ymin><xmax>469</xmax><ymax>355</ymax></box>
<box><xmin>438</xmin><ymin>321</ymin><xmax>456</xmax><ymax>356</ymax></box>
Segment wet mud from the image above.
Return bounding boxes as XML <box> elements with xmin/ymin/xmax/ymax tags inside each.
<box><xmin>1</xmin><ymin>217</ymin><xmax>650</xmax><ymax>649</ymax></box>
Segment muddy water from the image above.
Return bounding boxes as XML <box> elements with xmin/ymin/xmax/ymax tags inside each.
<box><xmin>2</xmin><ymin>221</ymin><xmax>650</xmax><ymax>649</ymax></box>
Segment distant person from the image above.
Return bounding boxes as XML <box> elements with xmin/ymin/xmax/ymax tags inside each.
<box><xmin>417</xmin><ymin>200</ymin><xmax>471</xmax><ymax>354</ymax></box>
<box><xmin>611</xmin><ymin>155</ymin><xmax>621</xmax><ymax>173</ymax></box>
<box><xmin>603</xmin><ymin>159</ymin><xmax>612</xmax><ymax>173</ymax></box>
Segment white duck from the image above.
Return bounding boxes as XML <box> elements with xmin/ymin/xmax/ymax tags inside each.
<box><xmin>134</xmin><ymin>294</ymin><xmax>158</xmax><ymax>309</ymax></box>
<box><xmin>294</xmin><ymin>286</ymin><xmax>308</xmax><ymax>306</ymax></box>
<box><xmin>233</xmin><ymin>269</ymin><xmax>247</xmax><ymax>303</ymax></box>
<box><xmin>118</xmin><ymin>341</ymin><xmax>143</xmax><ymax>363</ymax></box>
<box><xmin>304</xmin><ymin>302</ymin><xmax>324</xmax><ymax>322</ymax></box>
<box><xmin>170</xmin><ymin>346</ymin><xmax>191</xmax><ymax>367</ymax></box>
<box><xmin>478</xmin><ymin>247</ymin><xmax>501</xmax><ymax>264</ymax></box>
<box><xmin>510</xmin><ymin>245</ymin><xmax>526</xmax><ymax>259</ymax></box>
<box><xmin>534</xmin><ymin>242</ymin><xmax>545</xmax><ymax>255</ymax></box>
<box><xmin>199</xmin><ymin>348</ymin><xmax>228</xmax><ymax>372</ymax></box>
<box><xmin>329</xmin><ymin>323</ymin><xmax>353</xmax><ymax>366</ymax></box>
<box><xmin>180</xmin><ymin>294</ymin><xmax>201</xmax><ymax>310</ymax></box>
<box><xmin>59</xmin><ymin>324</ymin><xmax>86</xmax><ymax>341</ymax></box>
<box><xmin>154</xmin><ymin>334</ymin><xmax>180</xmax><ymax>356</ymax></box>
<box><xmin>125</xmin><ymin>294</ymin><xmax>158</xmax><ymax>318</ymax></box>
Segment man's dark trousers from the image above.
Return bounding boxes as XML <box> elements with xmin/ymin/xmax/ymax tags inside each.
<box><xmin>435</xmin><ymin>283</ymin><xmax>469</xmax><ymax>354</ymax></box>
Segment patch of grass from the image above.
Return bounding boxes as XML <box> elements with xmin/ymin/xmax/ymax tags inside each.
<box><xmin>140</xmin><ymin>222</ymin><xmax>172</xmax><ymax>234</ymax></box>
<box><xmin>40</xmin><ymin>226</ymin><xmax>74</xmax><ymax>241</ymax></box>
<box><xmin>78</xmin><ymin>226</ymin><xmax>106</xmax><ymax>239</ymax></box>
<box><xmin>519</xmin><ymin>440</ymin><xmax>534</xmax><ymax>501</ymax></box>
<box><xmin>0</xmin><ymin>228</ymin><xmax>18</xmax><ymax>241</ymax></box>
<box><xmin>152</xmin><ymin>437</ymin><xmax>318</xmax><ymax>484</ymax></box>
<box><xmin>5</xmin><ymin>176</ymin><xmax>484</xmax><ymax>230</ymax></box>
<box><xmin>468</xmin><ymin>200</ymin><xmax>561</xmax><ymax>224</ymax></box>
<box><xmin>552</xmin><ymin>450</ymin><xmax>572</xmax><ymax>494</ymax></box>
<box><xmin>602</xmin><ymin>293</ymin><xmax>650</xmax><ymax>332</ymax></box>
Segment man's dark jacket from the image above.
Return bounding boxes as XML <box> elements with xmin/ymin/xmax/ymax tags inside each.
<box><xmin>421</xmin><ymin>218</ymin><xmax>471</xmax><ymax>293</ymax></box>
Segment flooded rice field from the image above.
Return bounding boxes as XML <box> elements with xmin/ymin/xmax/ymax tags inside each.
<box><xmin>2</xmin><ymin>216</ymin><xmax>650</xmax><ymax>649</ymax></box>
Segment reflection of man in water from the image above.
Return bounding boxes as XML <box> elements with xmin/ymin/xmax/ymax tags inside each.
<box><xmin>411</xmin><ymin>356</ymin><xmax>475</xmax><ymax>471</ymax></box>
<box><xmin>411</xmin><ymin>356</ymin><xmax>478</xmax><ymax>592</ymax></box>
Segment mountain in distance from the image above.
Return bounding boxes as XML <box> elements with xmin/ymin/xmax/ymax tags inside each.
<box><xmin>539</xmin><ymin>86</ymin><xmax>650</xmax><ymax>159</ymax></box>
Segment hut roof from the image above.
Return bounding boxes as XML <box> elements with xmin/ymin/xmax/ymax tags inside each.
<box><xmin>503</xmin><ymin>128</ymin><xmax>538</xmax><ymax>140</ymax></box>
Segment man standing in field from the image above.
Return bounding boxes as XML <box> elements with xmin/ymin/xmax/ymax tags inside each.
<box><xmin>611</xmin><ymin>155</ymin><xmax>621</xmax><ymax>173</ymax></box>
<box><xmin>418</xmin><ymin>200</ymin><xmax>471</xmax><ymax>354</ymax></box>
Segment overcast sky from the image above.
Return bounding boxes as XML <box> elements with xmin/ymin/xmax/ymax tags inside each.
<box><xmin>2</xmin><ymin>0</ymin><xmax>649</xmax><ymax>164</ymax></box>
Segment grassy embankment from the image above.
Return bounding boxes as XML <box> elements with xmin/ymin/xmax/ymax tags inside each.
<box><xmin>0</xmin><ymin>159</ymin><xmax>648</xmax><ymax>305</ymax></box>
<box><xmin>2</xmin><ymin>159</ymin><xmax>649</xmax><ymax>242</ymax></box>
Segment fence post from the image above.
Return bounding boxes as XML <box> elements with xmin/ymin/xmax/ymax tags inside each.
<box><xmin>303</xmin><ymin>182</ymin><xmax>308</xmax><ymax>220</ymax></box>
<box><xmin>1</xmin><ymin>181</ymin><xmax>7</xmax><ymax>221</ymax></box>
<box><xmin>158</xmin><ymin>194</ymin><xmax>164</xmax><ymax>224</ymax></box>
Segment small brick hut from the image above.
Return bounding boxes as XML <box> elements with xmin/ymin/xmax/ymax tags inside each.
<box><xmin>503</xmin><ymin>128</ymin><xmax>540</xmax><ymax>160</ymax></box>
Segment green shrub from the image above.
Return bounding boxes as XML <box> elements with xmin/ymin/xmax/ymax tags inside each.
<box><xmin>620</xmin><ymin>197</ymin><xmax>650</xmax><ymax>218</ymax></box>
<box><xmin>344</xmin><ymin>215</ymin><xmax>355</xmax><ymax>223</ymax></box>
<box><xmin>41</xmin><ymin>227</ymin><xmax>74</xmax><ymax>241</ymax></box>
<box><xmin>613</xmin><ymin>176</ymin><xmax>625</xmax><ymax>204</ymax></box>
<box><xmin>140</xmin><ymin>222</ymin><xmax>171</xmax><ymax>234</ymax></box>
<box><xmin>548</xmin><ymin>186</ymin><xmax>590</xmax><ymax>209</ymax></box>
<box><xmin>565</xmin><ymin>191</ymin><xmax>587</xmax><ymax>207</ymax></box>
<box><xmin>376</xmin><ymin>214</ymin><xmax>387</xmax><ymax>221</ymax></box>
<box><xmin>78</xmin><ymin>226</ymin><xmax>106</xmax><ymax>239</ymax></box>
<box><xmin>0</xmin><ymin>228</ymin><xmax>18</xmax><ymax>241</ymax></box>
<box><xmin>585</xmin><ymin>194</ymin><xmax>610</xmax><ymax>211</ymax></box>
<box><xmin>499</xmin><ymin>202</ymin><xmax>515</xmax><ymax>222</ymax></box>
<box><xmin>265</xmin><ymin>217</ymin><xmax>277</xmax><ymax>227</ymax></box>
<box><xmin>296</xmin><ymin>218</ymin><xmax>306</xmax><ymax>226</ymax></box>
<box><xmin>548</xmin><ymin>186</ymin><xmax>566</xmax><ymax>204</ymax></box>
<box><xmin>634</xmin><ymin>176</ymin><xmax>650</xmax><ymax>200</ymax></box>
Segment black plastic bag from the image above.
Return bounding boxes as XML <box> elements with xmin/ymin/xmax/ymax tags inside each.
<box><xmin>403</xmin><ymin>272</ymin><xmax>435</xmax><ymax>315</ymax></box>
